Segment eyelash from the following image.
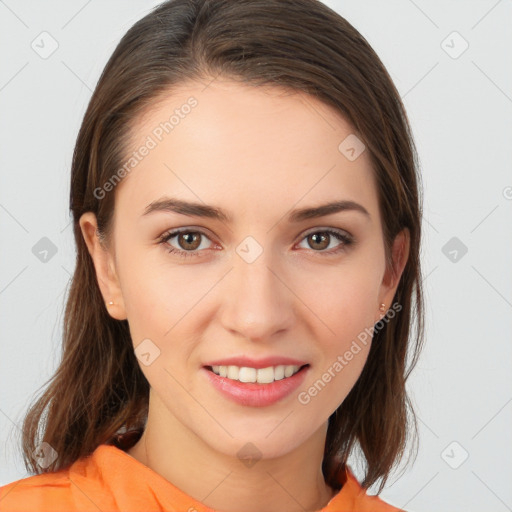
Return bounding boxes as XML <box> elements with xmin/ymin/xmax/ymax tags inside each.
<box><xmin>157</xmin><ymin>228</ymin><xmax>354</xmax><ymax>259</ymax></box>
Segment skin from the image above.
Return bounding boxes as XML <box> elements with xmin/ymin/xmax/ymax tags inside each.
<box><xmin>80</xmin><ymin>78</ymin><xmax>409</xmax><ymax>512</ymax></box>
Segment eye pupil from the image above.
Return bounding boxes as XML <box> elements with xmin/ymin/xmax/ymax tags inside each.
<box><xmin>179</xmin><ymin>232</ymin><xmax>201</xmax><ymax>250</ymax></box>
<box><xmin>309</xmin><ymin>232</ymin><xmax>329</xmax><ymax>250</ymax></box>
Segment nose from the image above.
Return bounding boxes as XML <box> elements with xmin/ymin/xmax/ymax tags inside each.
<box><xmin>219</xmin><ymin>246</ymin><xmax>294</xmax><ymax>343</ymax></box>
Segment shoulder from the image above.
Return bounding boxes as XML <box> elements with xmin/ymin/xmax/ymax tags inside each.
<box><xmin>326</xmin><ymin>466</ymin><xmax>407</xmax><ymax>512</ymax></box>
<box><xmin>0</xmin><ymin>448</ymin><xmax>116</xmax><ymax>512</ymax></box>
<box><xmin>0</xmin><ymin>471</ymin><xmax>75</xmax><ymax>512</ymax></box>
<box><xmin>350</xmin><ymin>489</ymin><xmax>406</xmax><ymax>512</ymax></box>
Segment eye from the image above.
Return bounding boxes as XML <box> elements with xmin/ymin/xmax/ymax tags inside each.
<box><xmin>158</xmin><ymin>229</ymin><xmax>214</xmax><ymax>259</ymax></box>
<box><xmin>158</xmin><ymin>227</ymin><xmax>354</xmax><ymax>259</ymax></box>
<box><xmin>296</xmin><ymin>229</ymin><xmax>354</xmax><ymax>254</ymax></box>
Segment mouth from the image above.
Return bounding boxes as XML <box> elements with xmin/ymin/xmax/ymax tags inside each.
<box><xmin>205</xmin><ymin>363</ymin><xmax>310</xmax><ymax>384</ymax></box>
<box><xmin>201</xmin><ymin>363</ymin><xmax>310</xmax><ymax>407</ymax></box>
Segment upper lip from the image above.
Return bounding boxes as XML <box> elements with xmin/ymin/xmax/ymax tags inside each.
<box><xmin>203</xmin><ymin>356</ymin><xmax>309</xmax><ymax>369</ymax></box>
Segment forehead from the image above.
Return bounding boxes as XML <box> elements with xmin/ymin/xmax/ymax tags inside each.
<box><xmin>115</xmin><ymin>79</ymin><xmax>379</xmax><ymax>224</ymax></box>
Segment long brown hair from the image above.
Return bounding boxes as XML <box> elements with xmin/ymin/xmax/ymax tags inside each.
<box><xmin>19</xmin><ymin>0</ymin><xmax>424</xmax><ymax>493</ymax></box>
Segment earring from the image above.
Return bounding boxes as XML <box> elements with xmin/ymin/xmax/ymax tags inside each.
<box><xmin>379</xmin><ymin>303</ymin><xmax>386</xmax><ymax>312</ymax></box>
<box><xmin>107</xmin><ymin>301</ymin><xmax>115</xmax><ymax>307</ymax></box>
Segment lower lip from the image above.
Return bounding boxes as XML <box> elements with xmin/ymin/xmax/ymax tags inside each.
<box><xmin>202</xmin><ymin>366</ymin><xmax>309</xmax><ymax>407</ymax></box>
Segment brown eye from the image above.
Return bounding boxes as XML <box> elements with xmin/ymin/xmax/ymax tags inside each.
<box><xmin>297</xmin><ymin>229</ymin><xmax>354</xmax><ymax>254</ymax></box>
<box><xmin>307</xmin><ymin>232</ymin><xmax>330</xmax><ymax>250</ymax></box>
<box><xmin>158</xmin><ymin>229</ymin><xmax>213</xmax><ymax>258</ymax></box>
<box><xmin>177</xmin><ymin>232</ymin><xmax>202</xmax><ymax>251</ymax></box>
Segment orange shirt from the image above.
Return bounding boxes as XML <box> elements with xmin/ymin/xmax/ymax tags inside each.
<box><xmin>0</xmin><ymin>444</ymin><xmax>405</xmax><ymax>511</ymax></box>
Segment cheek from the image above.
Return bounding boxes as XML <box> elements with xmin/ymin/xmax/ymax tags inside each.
<box><xmin>298</xmin><ymin>257</ymin><xmax>382</xmax><ymax>338</ymax></box>
<box><xmin>117</xmin><ymin>246</ymin><xmax>213</xmax><ymax>385</ymax></box>
<box><xmin>297</xmin><ymin>265</ymin><xmax>379</xmax><ymax>413</ymax></box>
<box><xmin>116</xmin><ymin>239</ymin><xmax>197</xmax><ymax>335</ymax></box>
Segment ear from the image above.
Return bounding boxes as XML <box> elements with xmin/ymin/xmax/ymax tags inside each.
<box><xmin>79</xmin><ymin>212</ymin><xmax>127</xmax><ymax>320</ymax></box>
<box><xmin>376</xmin><ymin>228</ymin><xmax>410</xmax><ymax>322</ymax></box>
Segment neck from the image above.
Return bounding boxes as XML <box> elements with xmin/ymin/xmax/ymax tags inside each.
<box><xmin>127</xmin><ymin>396</ymin><xmax>336</xmax><ymax>512</ymax></box>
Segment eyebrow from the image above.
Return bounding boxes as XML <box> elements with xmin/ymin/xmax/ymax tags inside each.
<box><xmin>142</xmin><ymin>197</ymin><xmax>371</xmax><ymax>223</ymax></box>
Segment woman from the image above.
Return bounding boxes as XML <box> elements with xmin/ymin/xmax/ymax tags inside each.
<box><xmin>0</xmin><ymin>0</ymin><xmax>424</xmax><ymax>510</ymax></box>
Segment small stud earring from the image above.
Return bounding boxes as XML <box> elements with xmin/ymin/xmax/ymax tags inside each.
<box><xmin>107</xmin><ymin>301</ymin><xmax>115</xmax><ymax>307</ymax></box>
<box><xmin>379</xmin><ymin>303</ymin><xmax>386</xmax><ymax>312</ymax></box>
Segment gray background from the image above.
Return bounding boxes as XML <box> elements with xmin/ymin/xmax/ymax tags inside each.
<box><xmin>1</xmin><ymin>1</ymin><xmax>511</xmax><ymax>511</ymax></box>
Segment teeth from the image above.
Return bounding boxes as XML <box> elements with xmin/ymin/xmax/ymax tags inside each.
<box><xmin>284</xmin><ymin>365</ymin><xmax>295</xmax><ymax>378</ymax></box>
<box><xmin>210</xmin><ymin>364</ymin><xmax>302</xmax><ymax>383</ymax></box>
<box><xmin>227</xmin><ymin>366</ymin><xmax>239</xmax><ymax>380</ymax></box>
<box><xmin>238</xmin><ymin>366</ymin><xmax>256</xmax><ymax>382</ymax></box>
<box><xmin>253</xmin><ymin>366</ymin><xmax>273</xmax><ymax>384</ymax></box>
<box><xmin>274</xmin><ymin>365</ymin><xmax>285</xmax><ymax>380</ymax></box>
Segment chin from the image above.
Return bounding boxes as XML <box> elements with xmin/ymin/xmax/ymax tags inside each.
<box><xmin>197</xmin><ymin>421</ymin><xmax>316</xmax><ymax>462</ymax></box>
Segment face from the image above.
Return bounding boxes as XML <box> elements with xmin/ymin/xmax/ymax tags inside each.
<box><xmin>81</xmin><ymin>78</ymin><xmax>408</xmax><ymax>460</ymax></box>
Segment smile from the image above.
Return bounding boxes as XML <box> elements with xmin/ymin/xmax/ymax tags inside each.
<box><xmin>202</xmin><ymin>364</ymin><xmax>310</xmax><ymax>407</ymax></box>
<box><xmin>209</xmin><ymin>364</ymin><xmax>304</xmax><ymax>383</ymax></box>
